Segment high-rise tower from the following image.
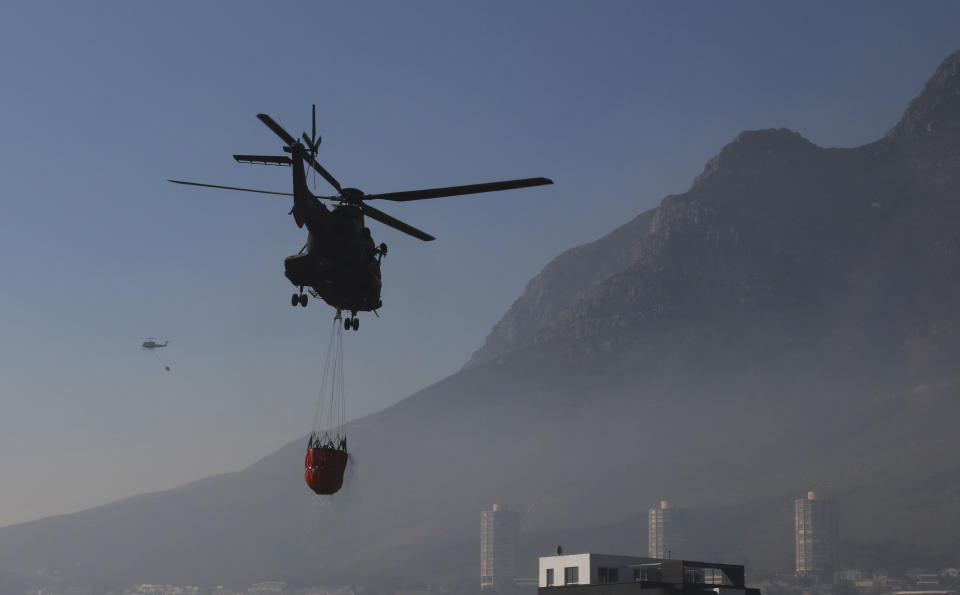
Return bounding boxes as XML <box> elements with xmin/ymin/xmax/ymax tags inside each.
<box><xmin>481</xmin><ymin>504</ymin><xmax>519</xmax><ymax>590</ymax></box>
<box><xmin>648</xmin><ymin>500</ymin><xmax>688</xmax><ymax>559</ymax></box>
<box><xmin>794</xmin><ymin>491</ymin><xmax>838</xmax><ymax>578</ymax></box>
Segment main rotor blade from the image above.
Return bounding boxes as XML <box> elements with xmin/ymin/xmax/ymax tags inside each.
<box><xmin>256</xmin><ymin>113</ymin><xmax>298</xmax><ymax>146</ymax></box>
<box><xmin>362</xmin><ymin>203</ymin><xmax>435</xmax><ymax>241</ymax></box>
<box><xmin>366</xmin><ymin>177</ymin><xmax>553</xmax><ymax>202</ymax></box>
<box><xmin>257</xmin><ymin>113</ymin><xmax>341</xmax><ymax>192</ymax></box>
<box><xmin>304</xmin><ymin>154</ymin><xmax>342</xmax><ymax>193</ymax></box>
<box><xmin>168</xmin><ymin>179</ymin><xmax>292</xmax><ymax>197</ymax></box>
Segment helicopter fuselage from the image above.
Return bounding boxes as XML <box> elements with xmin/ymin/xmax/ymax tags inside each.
<box><xmin>284</xmin><ymin>148</ymin><xmax>383</xmax><ymax>314</ymax></box>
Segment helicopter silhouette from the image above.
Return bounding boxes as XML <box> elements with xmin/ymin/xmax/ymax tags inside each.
<box><xmin>132</xmin><ymin>337</ymin><xmax>169</xmax><ymax>350</ymax></box>
<box><xmin>130</xmin><ymin>337</ymin><xmax>171</xmax><ymax>371</ymax></box>
<box><xmin>169</xmin><ymin>106</ymin><xmax>552</xmax><ymax>330</ymax></box>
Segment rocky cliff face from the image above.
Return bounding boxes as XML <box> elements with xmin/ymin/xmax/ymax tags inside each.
<box><xmin>464</xmin><ymin>209</ymin><xmax>655</xmax><ymax>367</ymax></box>
<box><xmin>469</xmin><ymin>52</ymin><xmax>960</xmax><ymax>388</ymax></box>
<box><xmin>886</xmin><ymin>49</ymin><xmax>960</xmax><ymax>194</ymax></box>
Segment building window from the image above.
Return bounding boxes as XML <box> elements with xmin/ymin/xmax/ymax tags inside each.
<box><xmin>564</xmin><ymin>567</ymin><xmax>579</xmax><ymax>585</ymax></box>
<box><xmin>685</xmin><ymin>567</ymin><xmax>705</xmax><ymax>584</ymax></box>
<box><xmin>637</xmin><ymin>565</ymin><xmax>662</xmax><ymax>583</ymax></box>
<box><xmin>546</xmin><ymin>569</ymin><xmax>554</xmax><ymax>586</ymax></box>
<box><xmin>599</xmin><ymin>568</ymin><xmax>619</xmax><ymax>584</ymax></box>
<box><xmin>703</xmin><ymin>568</ymin><xmax>722</xmax><ymax>585</ymax></box>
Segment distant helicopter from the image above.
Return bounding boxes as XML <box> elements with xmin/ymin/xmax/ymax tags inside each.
<box><xmin>134</xmin><ymin>337</ymin><xmax>169</xmax><ymax>350</ymax></box>
<box><xmin>131</xmin><ymin>337</ymin><xmax>171</xmax><ymax>371</ymax></box>
<box><xmin>169</xmin><ymin>106</ymin><xmax>552</xmax><ymax>331</ymax></box>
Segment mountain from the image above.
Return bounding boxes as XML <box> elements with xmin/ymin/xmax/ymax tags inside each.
<box><xmin>471</xmin><ymin>51</ymin><xmax>960</xmax><ymax>373</ymax></box>
<box><xmin>3</xmin><ymin>51</ymin><xmax>960</xmax><ymax>592</ymax></box>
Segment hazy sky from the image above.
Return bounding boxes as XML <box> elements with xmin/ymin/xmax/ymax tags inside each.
<box><xmin>1</xmin><ymin>1</ymin><xmax>959</xmax><ymax>527</ymax></box>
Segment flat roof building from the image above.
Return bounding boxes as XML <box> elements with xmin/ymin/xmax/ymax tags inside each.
<box><xmin>538</xmin><ymin>553</ymin><xmax>759</xmax><ymax>595</ymax></box>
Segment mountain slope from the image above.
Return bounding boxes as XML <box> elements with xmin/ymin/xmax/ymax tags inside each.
<box><xmin>465</xmin><ymin>209</ymin><xmax>656</xmax><ymax>367</ymax></box>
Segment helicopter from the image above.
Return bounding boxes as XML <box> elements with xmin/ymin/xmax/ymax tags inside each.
<box><xmin>169</xmin><ymin>106</ymin><xmax>552</xmax><ymax>331</ymax></box>
<box><xmin>133</xmin><ymin>337</ymin><xmax>169</xmax><ymax>350</ymax></box>
<box><xmin>130</xmin><ymin>337</ymin><xmax>171</xmax><ymax>371</ymax></box>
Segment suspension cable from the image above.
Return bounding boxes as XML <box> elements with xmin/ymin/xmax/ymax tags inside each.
<box><xmin>310</xmin><ymin>312</ymin><xmax>347</xmax><ymax>448</ymax></box>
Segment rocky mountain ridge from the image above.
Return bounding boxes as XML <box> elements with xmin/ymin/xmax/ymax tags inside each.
<box><xmin>467</xmin><ymin>50</ymin><xmax>960</xmax><ymax>374</ymax></box>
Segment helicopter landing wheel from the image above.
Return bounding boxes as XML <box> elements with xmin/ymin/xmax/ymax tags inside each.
<box><xmin>291</xmin><ymin>293</ymin><xmax>300</xmax><ymax>307</ymax></box>
<box><xmin>344</xmin><ymin>317</ymin><xmax>352</xmax><ymax>331</ymax></box>
<box><xmin>351</xmin><ymin>316</ymin><xmax>359</xmax><ymax>331</ymax></box>
<box><xmin>299</xmin><ymin>293</ymin><xmax>308</xmax><ymax>307</ymax></box>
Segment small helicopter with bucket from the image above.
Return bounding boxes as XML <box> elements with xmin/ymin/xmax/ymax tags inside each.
<box><xmin>169</xmin><ymin>106</ymin><xmax>552</xmax><ymax>330</ymax></box>
<box><xmin>130</xmin><ymin>337</ymin><xmax>172</xmax><ymax>371</ymax></box>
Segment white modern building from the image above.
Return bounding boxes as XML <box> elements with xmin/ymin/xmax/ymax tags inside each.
<box><xmin>538</xmin><ymin>553</ymin><xmax>755</xmax><ymax>595</ymax></box>
<box><xmin>540</xmin><ymin>554</ymin><xmax>658</xmax><ymax>587</ymax></box>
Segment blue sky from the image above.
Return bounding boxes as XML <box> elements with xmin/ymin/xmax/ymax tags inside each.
<box><xmin>1</xmin><ymin>1</ymin><xmax>959</xmax><ymax>526</ymax></box>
